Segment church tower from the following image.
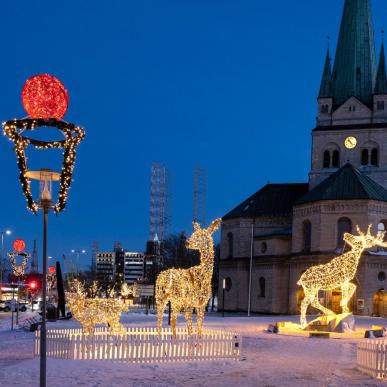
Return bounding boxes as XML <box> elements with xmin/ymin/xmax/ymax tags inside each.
<box><xmin>310</xmin><ymin>0</ymin><xmax>387</xmax><ymax>189</ymax></box>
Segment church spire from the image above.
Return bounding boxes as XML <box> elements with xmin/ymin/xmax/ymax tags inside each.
<box><xmin>318</xmin><ymin>48</ymin><xmax>332</xmax><ymax>98</ymax></box>
<box><xmin>331</xmin><ymin>0</ymin><xmax>376</xmax><ymax>106</ymax></box>
<box><xmin>375</xmin><ymin>42</ymin><xmax>387</xmax><ymax>94</ymax></box>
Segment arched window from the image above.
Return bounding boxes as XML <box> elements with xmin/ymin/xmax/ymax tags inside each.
<box><xmin>223</xmin><ymin>277</ymin><xmax>232</xmax><ymax>291</ymax></box>
<box><xmin>337</xmin><ymin>217</ymin><xmax>352</xmax><ymax>248</ymax></box>
<box><xmin>259</xmin><ymin>277</ymin><xmax>266</xmax><ymax>298</ymax></box>
<box><xmin>361</xmin><ymin>149</ymin><xmax>369</xmax><ymax>165</ymax></box>
<box><xmin>332</xmin><ymin>150</ymin><xmax>340</xmax><ymax>168</ymax></box>
<box><xmin>302</xmin><ymin>220</ymin><xmax>312</xmax><ymax>253</ymax></box>
<box><xmin>227</xmin><ymin>232</ymin><xmax>233</xmax><ymax>258</ymax></box>
<box><xmin>323</xmin><ymin>150</ymin><xmax>330</xmax><ymax>168</ymax></box>
<box><xmin>371</xmin><ymin>148</ymin><xmax>378</xmax><ymax>166</ymax></box>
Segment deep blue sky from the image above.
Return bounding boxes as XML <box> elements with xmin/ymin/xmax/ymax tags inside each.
<box><xmin>0</xmin><ymin>0</ymin><xmax>386</xmax><ymax>270</ymax></box>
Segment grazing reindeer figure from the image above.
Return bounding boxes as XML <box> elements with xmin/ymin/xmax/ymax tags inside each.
<box><xmin>156</xmin><ymin>218</ymin><xmax>221</xmax><ymax>337</ymax></box>
<box><xmin>298</xmin><ymin>225</ymin><xmax>387</xmax><ymax>328</ymax></box>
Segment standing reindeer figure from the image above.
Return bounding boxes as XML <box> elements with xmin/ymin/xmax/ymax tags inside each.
<box><xmin>298</xmin><ymin>225</ymin><xmax>387</xmax><ymax>328</ymax></box>
<box><xmin>156</xmin><ymin>218</ymin><xmax>221</xmax><ymax>337</ymax></box>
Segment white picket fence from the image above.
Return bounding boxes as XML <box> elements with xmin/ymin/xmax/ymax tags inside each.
<box><xmin>357</xmin><ymin>339</ymin><xmax>387</xmax><ymax>379</ymax></box>
<box><xmin>35</xmin><ymin>327</ymin><xmax>241</xmax><ymax>363</ymax></box>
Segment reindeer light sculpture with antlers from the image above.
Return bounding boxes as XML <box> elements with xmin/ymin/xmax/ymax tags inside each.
<box><xmin>156</xmin><ymin>218</ymin><xmax>221</xmax><ymax>337</ymax></box>
<box><xmin>298</xmin><ymin>225</ymin><xmax>387</xmax><ymax>328</ymax></box>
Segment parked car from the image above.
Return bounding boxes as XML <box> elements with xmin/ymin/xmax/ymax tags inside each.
<box><xmin>0</xmin><ymin>300</ymin><xmax>28</xmax><ymax>312</ymax></box>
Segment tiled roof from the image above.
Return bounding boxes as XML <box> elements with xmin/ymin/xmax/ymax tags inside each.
<box><xmin>223</xmin><ymin>183</ymin><xmax>308</xmax><ymax>220</ymax></box>
<box><xmin>295</xmin><ymin>163</ymin><xmax>387</xmax><ymax>205</ymax></box>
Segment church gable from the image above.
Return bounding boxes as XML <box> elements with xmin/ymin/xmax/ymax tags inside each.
<box><xmin>332</xmin><ymin>97</ymin><xmax>372</xmax><ymax>125</ymax></box>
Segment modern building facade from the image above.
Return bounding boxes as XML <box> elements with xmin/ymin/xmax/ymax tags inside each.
<box><xmin>124</xmin><ymin>252</ymin><xmax>145</xmax><ymax>284</ymax></box>
<box><xmin>95</xmin><ymin>252</ymin><xmax>116</xmax><ymax>281</ymax></box>
<box><xmin>219</xmin><ymin>0</ymin><xmax>387</xmax><ymax>317</ymax></box>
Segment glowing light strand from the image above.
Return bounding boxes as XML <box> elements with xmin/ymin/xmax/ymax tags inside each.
<box><xmin>298</xmin><ymin>225</ymin><xmax>387</xmax><ymax>328</ymax></box>
<box><xmin>66</xmin><ymin>279</ymin><xmax>127</xmax><ymax>335</ymax></box>
<box><xmin>8</xmin><ymin>252</ymin><xmax>29</xmax><ymax>277</ymax></box>
<box><xmin>2</xmin><ymin>118</ymin><xmax>85</xmax><ymax>214</ymax></box>
<box><xmin>156</xmin><ymin>218</ymin><xmax>221</xmax><ymax>337</ymax></box>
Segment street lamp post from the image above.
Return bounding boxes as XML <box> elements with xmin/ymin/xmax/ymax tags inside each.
<box><xmin>3</xmin><ymin>74</ymin><xmax>85</xmax><ymax>387</ymax></box>
<box><xmin>71</xmin><ymin>249</ymin><xmax>86</xmax><ymax>275</ymax></box>
<box><xmin>0</xmin><ymin>230</ymin><xmax>11</xmax><ymax>285</ymax></box>
<box><xmin>25</xmin><ymin>169</ymin><xmax>60</xmax><ymax>387</ymax></box>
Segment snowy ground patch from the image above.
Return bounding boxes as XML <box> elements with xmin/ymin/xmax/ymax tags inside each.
<box><xmin>0</xmin><ymin>313</ymin><xmax>386</xmax><ymax>386</ymax></box>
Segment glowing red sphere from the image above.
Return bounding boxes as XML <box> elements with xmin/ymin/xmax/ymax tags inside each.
<box><xmin>13</xmin><ymin>239</ymin><xmax>26</xmax><ymax>253</ymax></box>
<box><xmin>48</xmin><ymin>266</ymin><xmax>56</xmax><ymax>275</ymax></box>
<box><xmin>22</xmin><ymin>74</ymin><xmax>69</xmax><ymax>119</ymax></box>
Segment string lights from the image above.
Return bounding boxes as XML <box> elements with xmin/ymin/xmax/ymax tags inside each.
<box><xmin>66</xmin><ymin>279</ymin><xmax>127</xmax><ymax>335</ymax></box>
<box><xmin>2</xmin><ymin>118</ymin><xmax>85</xmax><ymax>213</ymax></box>
<box><xmin>298</xmin><ymin>225</ymin><xmax>387</xmax><ymax>328</ymax></box>
<box><xmin>121</xmin><ymin>282</ymin><xmax>137</xmax><ymax>304</ymax></box>
<box><xmin>8</xmin><ymin>252</ymin><xmax>29</xmax><ymax>277</ymax></box>
<box><xmin>155</xmin><ymin>218</ymin><xmax>221</xmax><ymax>337</ymax></box>
<box><xmin>21</xmin><ymin>74</ymin><xmax>69</xmax><ymax>120</ymax></box>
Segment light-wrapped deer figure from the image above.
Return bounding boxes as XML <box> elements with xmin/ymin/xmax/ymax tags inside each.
<box><xmin>156</xmin><ymin>218</ymin><xmax>221</xmax><ymax>337</ymax></box>
<box><xmin>298</xmin><ymin>225</ymin><xmax>387</xmax><ymax>328</ymax></box>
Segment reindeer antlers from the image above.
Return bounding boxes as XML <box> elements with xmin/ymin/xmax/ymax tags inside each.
<box><xmin>192</xmin><ymin>218</ymin><xmax>222</xmax><ymax>234</ymax></box>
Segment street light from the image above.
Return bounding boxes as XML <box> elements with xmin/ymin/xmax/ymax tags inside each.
<box><xmin>71</xmin><ymin>249</ymin><xmax>86</xmax><ymax>275</ymax></box>
<box><xmin>0</xmin><ymin>229</ymin><xmax>12</xmax><ymax>285</ymax></box>
<box><xmin>3</xmin><ymin>74</ymin><xmax>85</xmax><ymax>387</ymax></box>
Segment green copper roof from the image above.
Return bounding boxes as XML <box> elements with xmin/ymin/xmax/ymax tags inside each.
<box><xmin>375</xmin><ymin>43</ymin><xmax>387</xmax><ymax>94</ymax></box>
<box><xmin>295</xmin><ymin>163</ymin><xmax>387</xmax><ymax>205</ymax></box>
<box><xmin>319</xmin><ymin>48</ymin><xmax>333</xmax><ymax>98</ymax></box>
<box><xmin>331</xmin><ymin>0</ymin><xmax>376</xmax><ymax>106</ymax></box>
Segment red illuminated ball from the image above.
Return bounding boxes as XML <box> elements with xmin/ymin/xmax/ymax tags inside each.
<box><xmin>22</xmin><ymin>74</ymin><xmax>69</xmax><ymax>119</ymax></box>
<box><xmin>48</xmin><ymin>266</ymin><xmax>56</xmax><ymax>275</ymax></box>
<box><xmin>13</xmin><ymin>239</ymin><xmax>26</xmax><ymax>253</ymax></box>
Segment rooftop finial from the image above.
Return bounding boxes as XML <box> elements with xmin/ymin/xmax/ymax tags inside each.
<box><xmin>327</xmin><ymin>35</ymin><xmax>331</xmax><ymax>49</ymax></box>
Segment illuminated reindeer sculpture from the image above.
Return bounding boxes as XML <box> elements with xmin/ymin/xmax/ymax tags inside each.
<box><xmin>156</xmin><ymin>218</ymin><xmax>221</xmax><ymax>337</ymax></box>
<box><xmin>298</xmin><ymin>225</ymin><xmax>387</xmax><ymax>328</ymax></box>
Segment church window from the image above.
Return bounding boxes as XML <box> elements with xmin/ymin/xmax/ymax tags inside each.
<box><xmin>377</xmin><ymin>101</ymin><xmax>385</xmax><ymax>111</ymax></box>
<box><xmin>332</xmin><ymin>150</ymin><xmax>340</xmax><ymax>168</ymax></box>
<box><xmin>371</xmin><ymin>148</ymin><xmax>378</xmax><ymax>166</ymax></box>
<box><xmin>378</xmin><ymin>272</ymin><xmax>386</xmax><ymax>282</ymax></box>
<box><xmin>323</xmin><ymin>150</ymin><xmax>330</xmax><ymax>168</ymax></box>
<box><xmin>321</xmin><ymin>104</ymin><xmax>329</xmax><ymax>114</ymax></box>
<box><xmin>261</xmin><ymin>242</ymin><xmax>267</xmax><ymax>253</ymax></box>
<box><xmin>227</xmin><ymin>232</ymin><xmax>234</xmax><ymax>258</ymax></box>
<box><xmin>302</xmin><ymin>220</ymin><xmax>312</xmax><ymax>253</ymax></box>
<box><xmin>378</xmin><ymin>222</ymin><xmax>387</xmax><ymax>233</ymax></box>
<box><xmin>361</xmin><ymin>149</ymin><xmax>369</xmax><ymax>165</ymax></box>
<box><xmin>337</xmin><ymin>217</ymin><xmax>352</xmax><ymax>248</ymax></box>
<box><xmin>223</xmin><ymin>277</ymin><xmax>232</xmax><ymax>291</ymax></box>
<box><xmin>259</xmin><ymin>277</ymin><xmax>266</xmax><ymax>298</ymax></box>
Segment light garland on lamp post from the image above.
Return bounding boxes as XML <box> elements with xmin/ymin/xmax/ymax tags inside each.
<box><xmin>298</xmin><ymin>225</ymin><xmax>387</xmax><ymax>328</ymax></box>
<box><xmin>2</xmin><ymin>74</ymin><xmax>84</xmax><ymax>387</ymax></box>
<box><xmin>155</xmin><ymin>218</ymin><xmax>221</xmax><ymax>337</ymax></box>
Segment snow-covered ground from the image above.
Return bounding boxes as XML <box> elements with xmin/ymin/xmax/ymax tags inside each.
<box><xmin>0</xmin><ymin>312</ymin><xmax>386</xmax><ymax>386</ymax></box>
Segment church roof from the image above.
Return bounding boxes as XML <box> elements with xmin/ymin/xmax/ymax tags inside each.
<box><xmin>296</xmin><ymin>163</ymin><xmax>387</xmax><ymax>205</ymax></box>
<box><xmin>330</xmin><ymin>0</ymin><xmax>376</xmax><ymax>106</ymax></box>
<box><xmin>222</xmin><ymin>183</ymin><xmax>308</xmax><ymax>221</ymax></box>
<box><xmin>318</xmin><ymin>48</ymin><xmax>332</xmax><ymax>98</ymax></box>
<box><xmin>375</xmin><ymin>43</ymin><xmax>387</xmax><ymax>95</ymax></box>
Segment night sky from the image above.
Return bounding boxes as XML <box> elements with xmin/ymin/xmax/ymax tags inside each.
<box><xmin>0</xmin><ymin>0</ymin><xmax>386</xmax><ymax>269</ymax></box>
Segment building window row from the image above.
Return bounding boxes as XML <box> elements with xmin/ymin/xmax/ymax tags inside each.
<box><xmin>361</xmin><ymin>148</ymin><xmax>378</xmax><ymax>166</ymax></box>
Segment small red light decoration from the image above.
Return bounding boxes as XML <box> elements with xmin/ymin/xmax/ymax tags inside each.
<box><xmin>22</xmin><ymin>74</ymin><xmax>69</xmax><ymax>119</ymax></box>
<box><xmin>29</xmin><ymin>281</ymin><xmax>37</xmax><ymax>290</ymax></box>
<box><xmin>13</xmin><ymin>239</ymin><xmax>26</xmax><ymax>253</ymax></box>
<box><xmin>48</xmin><ymin>266</ymin><xmax>56</xmax><ymax>275</ymax></box>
